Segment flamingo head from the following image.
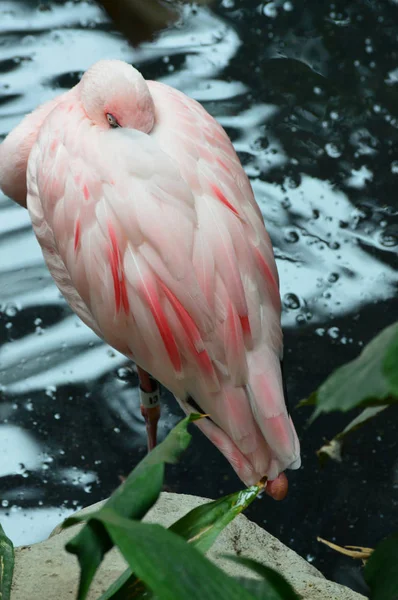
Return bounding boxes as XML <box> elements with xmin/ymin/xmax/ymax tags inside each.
<box><xmin>79</xmin><ymin>59</ymin><xmax>155</xmax><ymax>134</ymax></box>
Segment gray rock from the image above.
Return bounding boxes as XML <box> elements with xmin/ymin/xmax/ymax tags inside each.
<box><xmin>13</xmin><ymin>492</ymin><xmax>366</xmax><ymax>600</ymax></box>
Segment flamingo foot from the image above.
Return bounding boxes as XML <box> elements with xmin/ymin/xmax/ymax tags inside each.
<box><xmin>137</xmin><ymin>366</ymin><xmax>161</xmax><ymax>452</ymax></box>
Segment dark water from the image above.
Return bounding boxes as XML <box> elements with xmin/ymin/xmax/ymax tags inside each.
<box><xmin>0</xmin><ymin>0</ymin><xmax>397</xmax><ymax>594</ymax></box>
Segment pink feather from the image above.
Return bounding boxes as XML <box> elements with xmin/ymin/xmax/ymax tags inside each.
<box><xmin>0</xmin><ymin>59</ymin><xmax>301</xmax><ymax>486</ymax></box>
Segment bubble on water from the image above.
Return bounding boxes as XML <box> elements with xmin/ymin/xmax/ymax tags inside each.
<box><xmin>327</xmin><ymin>327</ymin><xmax>340</xmax><ymax>339</ymax></box>
<box><xmin>4</xmin><ymin>304</ymin><xmax>18</xmax><ymax>317</ymax></box>
<box><xmin>330</xmin><ymin>111</ymin><xmax>339</xmax><ymax>120</ymax></box>
<box><xmin>281</xmin><ymin>196</ymin><xmax>291</xmax><ymax>209</ymax></box>
<box><xmin>296</xmin><ymin>314</ymin><xmax>307</xmax><ymax>325</ymax></box>
<box><xmin>285</xmin><ymin>175</ymin><xmax>301</xmax><ymax>189</ymax></box>
<box><xmin>24</xmin><ymin>400</ymin><xmax>34</xmax><ymax>411</ymax></box>
<box><xmin>379</xmin><ymin>229</ymin><xmax>397</xmax><ymax>247</ymax></box>
<box><xmin>5</xmin><ymin>322</ymin><xmax>12</xmax><ymax>330</ymax></box>
<box><xmin>306</xmin><ymin>554</ymin><xmax>315</xmax><ymax>563</ymax></box>
<box><xmin>21</xmin><ymin>35</ymin><xmax>35</xmax><ymax>45</ymax></box>
<box><xmin>45</xmin><ymin>385</ymin><xmax>57</xmax><ymax>399</ymax></box>
<box><xmin>391</xmin><ymin>161</ymin><xmax>398</xmax><ymax>174</ymax></box>
<box><xmin>346</xmin><ymin>165</ymin><xmax>373</xmax><ymax>188</ymax></box>
<box><xmin>252</xmin><ymin>136</ymin><xmax>270</xmax><ymax>151</ymax></box>
<box><xmin>284</xmin><ymin>229</ymin><xmax>299</xmax><ymax>243</ymax></box>
<box><xmin>315</xmin><ymin>328</ymin><xmax>325</xmax><ymax>336</ymax></box>
<box><xmin>1</xmin><ymin>500</ymin><xmax>9</xmax><ymax>508</ymax></box>
<box><xmin>117</xmin><ymin>367</ymin><xmax>130</xmax><ymax>380</ymax></box>
<box><xmin>325</xmin><ymin>143</ymin><xmax>342</xmax><ymax>158</ymax></box>
<box><xmin>328</xmin><ymin>241</ymin><xmax>340</xmax><ymax>250</ymax></box>
<box><xmin>386</xmin><ymin>67</ymin><xmax>398</xmax><ymax>85</ymax></box>
<box><xmin>283</xmin><ymin>1</ymin><xmax>294</xmax><ymax>10</ymax></box>
<box><xmin>283</xmin><ymin>293</ymin><xmax>301</xmax><ymax>310</ymax></box>
<box><xmin>54</xmin><ymin>413</ymin><xmax>61</xmax><ymax>420</ymax></box>
<box><xmin>263</xmin><ymin>2</ymin><xmax>278</xmax><ymax>18</ymax></box>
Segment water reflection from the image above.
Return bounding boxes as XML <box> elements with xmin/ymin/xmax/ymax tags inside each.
<box><xmin>0</xmin><ymin>0</ymin><xmax>397</xmax><ymax>592</ymax></box>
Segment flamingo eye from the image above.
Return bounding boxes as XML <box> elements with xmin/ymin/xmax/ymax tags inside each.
<box><xmin>106</xmin><ymin>113</ymin><xmax>120</xmax><ymax>128</ymax></box>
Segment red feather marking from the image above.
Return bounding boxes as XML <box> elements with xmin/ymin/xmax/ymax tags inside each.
<box><xmin>160</xmin><ymin>283</ymin><xmax>202</xmax><ymax>347</ymax></box>
<box><xmin>108</xmin><ymin>222</ymin><xmax>119</xmax><ymax>256</ymax></box>
<box><xmin>253</xmin><ymin>246</ymin><xmax>281</xmax><ymax>311</ymax></box>
<box><xmin>225</xmin><ymin>302</ymin><xmax>248</xmax><ymax>385</ymax></box>
<box><xmin>120</xmin><ymin>277</ymin><xmax>130</xmax><ymax>314</ymax></box>
<box><xmin>197</xmin><ymin>346</ymin><xmax>215</xmax><ymax>375</ymax></box>
<box><xmin>74</xmin><ymin>218</ymin><xmax>81</xmax><ymax>252</ymax></box>
<box><xmin>83</xmin><ymin>184</ymin><xmax>90</xmax><ymax>201</ymax></box>
<box><xmin>159</xmin><ymin>282</ymin><xmax>215</xmax><ymax>376</ymax></box>
<box><xmin>107</xmin><ymin>222</ymin><xmax>129</xmax><ymax>315</ymax></box>
<box><xmin>141</xmin><ymin>280</ymin><xmax>182</xmax><ymax>373</ymax></box>
<box><xmin>50</xmin><ymin>139</ymin><xmax>58</xmax><ymax>154</ymax></box>
<box><xmin>240</xmin><ymin>315</ymin><xmax>251</xmax><ymax>337</ymax></box>
<box><xmin>107</xmin><ymin>245</ymin><xmax>121</xmax><ymax>312</ymax></box>
<box><xmin>216</xmin><ymin>157</ymin><xmax>230</xmax><ymax>173</ymax></box>
<box><xmin>210</xmin><ymin>183</ymin><xmax>240</xmax><ymax>218</ymax></box>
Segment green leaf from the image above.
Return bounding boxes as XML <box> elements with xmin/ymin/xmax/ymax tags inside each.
<box><xmin>226</xmin><ymin>556</ymin><xmax>300</xmax><ymax>600</ymax></box>
<box><xmin>316</xmin><ymin>405</ymin><xmax>388</xmax><ymax>465</ymax></box>
<box><xmin>384</xmin><ymin>330</ymin><xmax>398</xmax><ymax>396</ymax></box>
<box><xmin>169</xmin><ymin>482</ymin><xmax>264</xmax><ymax>553</ymax></box>
<box><xmin>99</xmin><ymin>480</ymin><xmax>265</xmax><ymax>598</ymax></box>
<box><xmin>65</xmin><ymin>414</ymin><xmax>200</xmax><ymax>600</ymax></box>
<box><xmin>305</xmin><ymin>322</ymin><xmax>398</xmax><ymax>419</ymax></box>
<box><xmin>97</xmin><ymin>567</ymin><xmax>147</xmax><ymax>600</ymax></box>
<box><xmin>0</xmin><ymin>523</ymin><xmax>14</xmax><ymax>600</ymax></box>
<box><xmin>364</xmin><ymin>533</ymin><xmax>398</xmax><ymax>600</ymax></box>
<box><xmin>98</xmin><ymin>511</ymin><xmax>257</xmax><ymax>600</ymax></box>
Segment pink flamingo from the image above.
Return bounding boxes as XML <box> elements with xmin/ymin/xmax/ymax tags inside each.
<box><xmin>0</xmin><ymin>60</ymin><xmax>300</xmax><ymax>500</ymax></box>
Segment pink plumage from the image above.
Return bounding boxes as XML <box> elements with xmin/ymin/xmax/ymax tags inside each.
<box><xmin>0</xmin><ymin>59</ymin><xmax>300</xmax><ymax>489</ymax></box>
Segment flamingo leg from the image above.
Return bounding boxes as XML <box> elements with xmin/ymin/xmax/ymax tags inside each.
<box><xmin>137</xmin><ymin>366</ymin><xmax>161</xmax><ymax>452</ymax></box>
